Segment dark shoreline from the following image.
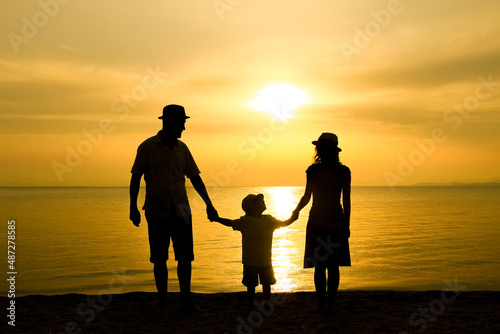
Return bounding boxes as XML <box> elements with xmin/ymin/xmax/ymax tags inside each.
<box><xmin>2</xmin><ymin>290</ymin><xmax>499</xmax><ymax>333</ymax></box>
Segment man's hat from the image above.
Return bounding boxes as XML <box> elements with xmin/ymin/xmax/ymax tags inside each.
<box><xmin>312</xmin><ymin>132</ymin><xmax>342</xmax><ymax>152</ymax></box>
<box><xmin>242</xmin><ymin>194</ymin><xmax>264</xmax><ymax>213</ymax></box>
<box><xmin>159</xmin><ymin>104</ymin><xmax>190</xmax><ymax>120</ymax></box>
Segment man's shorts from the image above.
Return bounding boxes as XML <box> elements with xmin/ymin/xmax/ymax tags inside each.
<box><xmin>145</xmin><ymin>205</ymin><xmax>194</xmax><ymax>263</ymax></box>
<box><xmin>242</xmin><ymin>264</ymin><xmax>276</xmax><ymax>287</ymax></box>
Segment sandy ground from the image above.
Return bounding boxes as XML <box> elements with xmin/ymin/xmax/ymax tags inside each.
<box><xmin>1</xmin><ymin>290</ymin><xmax>499</xmax><ymax>333</ymax></box>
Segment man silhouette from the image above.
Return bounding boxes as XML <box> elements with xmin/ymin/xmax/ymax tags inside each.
<box><xmin>129</xmin><ymin>104</ymin><xmax>218</xmax><ymax>313</ymax></box>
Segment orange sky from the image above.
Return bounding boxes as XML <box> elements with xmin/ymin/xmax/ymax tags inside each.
<box><xmin>1</xmin><ymin>0</ymin><xmax>500</xmax><ymax>186</ymax></box>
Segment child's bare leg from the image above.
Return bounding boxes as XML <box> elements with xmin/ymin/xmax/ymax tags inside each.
<box><xmin>247</xmin><ymin>286</ymin><xmax>255</xmax><ymax>305</ymax></box>
<box><xmin>263</xmin><ymin>284</ymin><xmax>271</xmax><ymax>301</ymax></box>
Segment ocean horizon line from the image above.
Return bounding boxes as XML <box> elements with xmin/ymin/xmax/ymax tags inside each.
<box><xmin>1</xmin><ymin>182</ymin><xmax>500</xmax><ymax>188</ymax></box>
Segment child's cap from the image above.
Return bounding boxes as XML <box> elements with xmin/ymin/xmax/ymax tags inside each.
<box><xmin>242</xmin><ymin>193</ymin><xmax>264</xmax><ymax>213</ymax></box>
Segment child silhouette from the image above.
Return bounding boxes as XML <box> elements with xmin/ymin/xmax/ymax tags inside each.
<box><xmin>216</xmin><ymin>193</ymin><xmax>297</xmax><ymax>305</ymax></box>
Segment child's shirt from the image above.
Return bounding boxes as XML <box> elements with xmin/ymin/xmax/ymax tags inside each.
<box><xmin>232</xmin><ymin>214</ymin><xmax>282</xmax><ymax>267</ymax></box>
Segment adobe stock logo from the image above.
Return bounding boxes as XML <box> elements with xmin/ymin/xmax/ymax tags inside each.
<box><xmin>213</xmin><ymin>0</ymin><xmax>244</xmax><ymax>21</ymax></box>
<box><xmin>7</xmin><ymin>0</ymin><xmax>71</xmax><ymax>54</ymax></box>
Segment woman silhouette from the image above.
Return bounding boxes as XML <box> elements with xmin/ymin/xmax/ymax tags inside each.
<box><xmin>293</xmin><ymin>132</ymin><xmax>351</xmax><ymax>312</ymax></box>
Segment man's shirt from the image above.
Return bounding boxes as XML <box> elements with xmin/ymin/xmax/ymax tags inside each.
<box><xmin>131</xmin><ymin>131</ymin><xmax>200</xmax><ymax>218</ymax></box>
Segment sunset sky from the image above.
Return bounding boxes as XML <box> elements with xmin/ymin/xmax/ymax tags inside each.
<box><xmin>1</xmin><ymin>0</ymin><xmax>499</xmax><ymax>187</ymax></box>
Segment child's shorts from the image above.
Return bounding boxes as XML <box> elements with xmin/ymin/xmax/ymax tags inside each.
<box><xmin>242</xmin><ymin>264</ymin><xmax>276</xmax><ymax>287</ymax></box>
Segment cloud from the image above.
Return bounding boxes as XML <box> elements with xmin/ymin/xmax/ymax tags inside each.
<box><xmin>1</xmin><ymin>0</ymin><xmax>499</xmax><ymax>186</ymax></box>
<box><xmin>357</xmin><ymin>47</ymin><xmax>500</xmax><ymax>89</ymax></box>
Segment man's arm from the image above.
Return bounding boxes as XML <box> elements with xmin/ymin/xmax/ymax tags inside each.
<box><xmin>190</xmin><ymin>174</ymin><xmax>218</xmax><ymax>221</ymax></box>
<box><xmin>129</xmin><ymin>173</ymin><xmax>142</xmax><ymax>227</ymax></box>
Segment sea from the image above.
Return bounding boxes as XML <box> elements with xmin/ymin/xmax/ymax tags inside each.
<box><xmin>1</xmin><ymin>186</ymin><xmax>499</xmax><ymax>296</ymax></box>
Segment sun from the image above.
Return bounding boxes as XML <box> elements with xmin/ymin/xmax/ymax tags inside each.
<box><xmin>249</xmin><ymin>83</ymin><xmax>310</xmax><ymax>120</ymax></box>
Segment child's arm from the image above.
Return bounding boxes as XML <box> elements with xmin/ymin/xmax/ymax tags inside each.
<box><xmin>215</xmin><ymin>217</ymin><xmax>233</xmax><ymax>227</ymax></box>
<box><xmin>278</xmin><ymin>214</ymin><xmax>298</xmax><ymax>228</ymax></box>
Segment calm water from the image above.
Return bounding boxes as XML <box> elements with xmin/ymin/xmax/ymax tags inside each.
<box><xmin>1</xmin><ymin>186</ymin><xmax>499</xmax><ymax>296</ymax></box>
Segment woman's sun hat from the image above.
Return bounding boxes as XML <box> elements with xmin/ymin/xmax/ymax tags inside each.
<box><xmin>312</xmin><ymin>132</ymin><xmax>342</xmax><ymax>152</ymax></box>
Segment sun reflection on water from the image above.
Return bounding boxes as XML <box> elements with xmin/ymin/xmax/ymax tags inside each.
<box><xmin>264</xmin><ymin>187</ymin><xmax>297</xmax><ymax>221</ymax></box>
<box><xmin>272</xmin><ymin>235</ymin><xmax>299</xmax><ymax>292</ymax></box>
<box><xmin>263</xmin><ymin>187</ymin><xmax>302</xmax><ymax>292</ymax></box>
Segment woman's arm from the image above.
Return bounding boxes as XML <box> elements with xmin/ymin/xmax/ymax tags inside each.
<box><xmin>342</xmin><ymin>173</ymin><xmax>351</xmax><ymax>237</ymax></box>
<box><xmin>293</xmin><ymin>173</ymin><xmax>313</xmax><ymax>218</ymax></box>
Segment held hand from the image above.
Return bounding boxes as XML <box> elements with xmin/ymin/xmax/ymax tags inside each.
<box><xmin>206</xmin><ymin>204</ymin><xmax>219</xmax><ymax>222</ymax></box>
<box><xmin>291</xmin><ymin>209</ymin><xmax>300</xmax><ymax>222</ymax></box>
<box><xmin>130</xmin><ymin>207</ymin><xmax>141</xmax><ymax>227</ymax></box>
